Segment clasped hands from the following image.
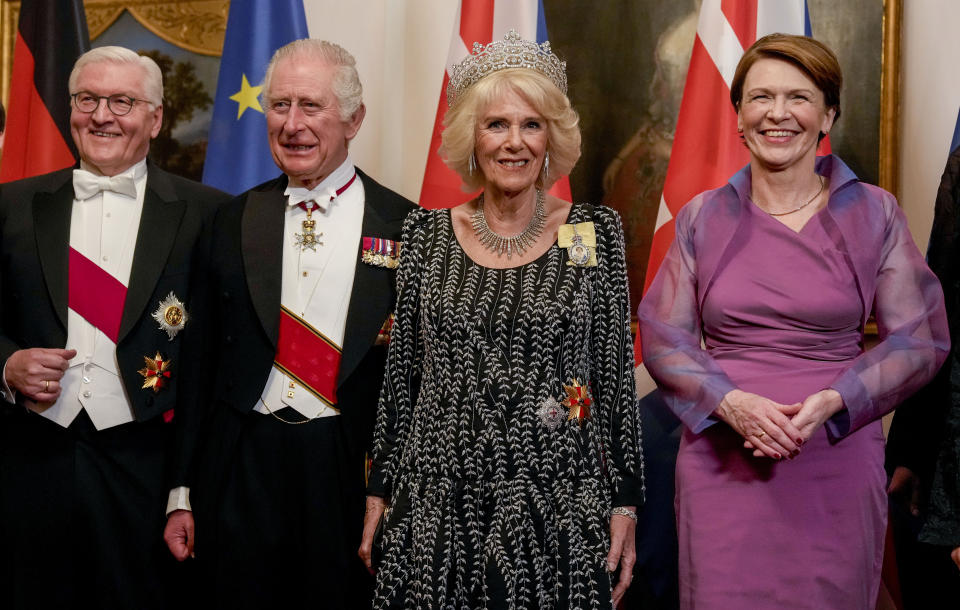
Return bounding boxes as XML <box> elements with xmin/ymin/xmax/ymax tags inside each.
<box><xmin>717</xmin><ymin>388</ymin><xmax>843</xmax><ymax>460</ymax></box>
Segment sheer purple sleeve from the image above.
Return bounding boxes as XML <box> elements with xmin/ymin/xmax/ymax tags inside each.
<box><xmin>826</xmin><ymin>193</ymin><xmax>950</xmax><ymax>439</ymax></box>
<box><xmin>636</xmin><ymin>199</ymin><xmax>736</xmax><ymax>433</ymax></box>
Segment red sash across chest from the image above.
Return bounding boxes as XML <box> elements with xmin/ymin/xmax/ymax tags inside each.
<box><xmin>274</xmin><ymin>305</ymin><xmax>341</xmax><ymax>406</ymax></box>
<box><xmin>68</xmin><ymin>248</ymin><xmax>127</xmax><ymax>343</ymax></box>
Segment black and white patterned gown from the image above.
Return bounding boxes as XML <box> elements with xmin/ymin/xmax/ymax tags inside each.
<box><xmin>368</xmin><ymin>203</ymin><xmax>645</xmax><ymax>609</ymax></box>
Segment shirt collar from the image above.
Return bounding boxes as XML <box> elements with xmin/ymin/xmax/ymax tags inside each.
<box><xmin>284</xmin><ymin>157</ymin><xmax>358</xmax><ymax>211</ymax></box>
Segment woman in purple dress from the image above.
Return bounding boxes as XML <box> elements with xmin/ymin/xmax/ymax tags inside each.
<box><xmin>638</xmin><ymin>34</ymin><xmax>949</xmax><ymax>609</ymax></box>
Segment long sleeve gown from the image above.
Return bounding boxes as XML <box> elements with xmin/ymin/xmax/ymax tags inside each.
<box><xmin>638</xmin><ymin>155</ymin><xmax>949</xmax><ymax>610</ymax></box>
<box><xmin>368</xmin><ymin>203</ymin><xmax>645</xmax><ymax>609</ymax></box>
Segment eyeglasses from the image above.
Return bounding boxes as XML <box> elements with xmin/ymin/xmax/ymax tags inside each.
<box><xmin>71</xmin><ymin>91</ymin><xmax>148</xmax><ymax>116</ymax></box>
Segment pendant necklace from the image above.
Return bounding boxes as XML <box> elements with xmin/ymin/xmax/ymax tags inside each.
<box><xmin>751</xmin><ymin>174</ymin><xmax>825</xmax><ymax>217</ymax></box>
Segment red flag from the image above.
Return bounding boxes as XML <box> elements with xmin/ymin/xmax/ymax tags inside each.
<box><xmin>634</xmin><ymin>0</ymin><xmax>826</xmax><ymax>363</ymax></box>
<box><xmin>0</xmin><ymin>0</ymin><xmax>90</xmax><ymax>182</ymax></box>
<box><xmin>418</xmin><ymin>0</ymin><xmax>571</xmax><ymax>209</ymax></box>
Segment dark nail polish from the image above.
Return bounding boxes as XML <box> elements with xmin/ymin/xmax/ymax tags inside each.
<box><xmin>796</xmin><ymin>438</ymin><xmax>804</xmax><ymax>445</ymax></box>
<box><xmin>774</xmin><ymin>453</ymin><xmax>782</xmax><ymax>460</ymax></box>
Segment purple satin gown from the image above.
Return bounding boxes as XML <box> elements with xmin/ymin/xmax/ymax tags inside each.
<box><xmin>676</xmin><ymin>201</ymin><xmax>885</xmax><ymax>609</ymax></box>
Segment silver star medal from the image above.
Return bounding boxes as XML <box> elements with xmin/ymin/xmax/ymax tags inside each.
<box><xmin>152</xmin><ymin>291</ymin><xmax>188</xmax><ymax>341</ymax></box>
<box><xmin>537</xmin><ymin>397</ymin><xmax>566</xmax><ymax>431</ymax></box>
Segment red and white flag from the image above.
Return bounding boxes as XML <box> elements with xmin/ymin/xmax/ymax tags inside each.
<box><xmin>418</xmin><ymin>0</ymin><xmax>571</xmax><ymax>209</ymax></box>
<box><xmin>634</xmin><ymin>0</ymin><xmax>822</xmax><ymax>365</ymax></box>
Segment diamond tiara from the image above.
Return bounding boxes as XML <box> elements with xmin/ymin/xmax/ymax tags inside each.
<box><xmin>446</xmin><ymin>29</ymin><xmax>568</xmax><ymax>107</ymax></box>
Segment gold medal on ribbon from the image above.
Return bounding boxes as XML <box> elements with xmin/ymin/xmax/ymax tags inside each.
<box><xmin>361</xmin><ymin>237</ymin><xmax>402</xmax><ymax>268</ymax></box>
<box><xmin>295</xmin><ymin>210</ymin><xmax>323</xmax><ymax>251</ymax></box>
<box><xmin>557</xmin><ymin>222</ymin><xmax>597</xmax><ymax>267</ymax></box>
<box><xmin>152</xmin><ymin>291</ymin><xmax>188</xmax><ymax>340</ymax></box>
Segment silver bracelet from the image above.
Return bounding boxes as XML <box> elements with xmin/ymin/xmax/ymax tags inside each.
<box><xmin>611</xmin><ymin>506</ymin><xmax>638</xmax><ymax>521</ymax></box>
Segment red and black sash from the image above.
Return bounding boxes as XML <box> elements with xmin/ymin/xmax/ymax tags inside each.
<box><xmin>274</xmin><ymin>305</ymin><xmax>341</xmax><ymax>406</ymax></box>
<box><xmin>68</xmin><ymin>247</ymin><xmax>126</xmax><ymax>342</ymax></box>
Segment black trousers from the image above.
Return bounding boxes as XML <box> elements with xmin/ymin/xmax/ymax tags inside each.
<box><xmin>198</xmin><ymin>408</ymin><xmax>373</xmax><ymax>610</ymax></box>
<box><xmin>0</xmin><ymin>407</ymin><xmax>178</xmax><ymax>610</ymax></box>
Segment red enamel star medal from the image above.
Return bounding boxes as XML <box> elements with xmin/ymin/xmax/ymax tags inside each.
<box><xmin>563</xmin><ymin>379</ymin><xmax>592</xmax><ymax>425</ymax></box>
<box><xmin>138</xmin><ymin>352</ymin><xmax>172</xmax><ymax>392</ymax></box>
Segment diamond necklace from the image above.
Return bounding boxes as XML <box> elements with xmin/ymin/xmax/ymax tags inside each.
<box><xmin>751</xmin><ymin>174</ymin><xmax>824</xmax><ymax>216</ymax></box>
<box><xmin>470</xmin><ymin>189</ymin><xmax>546</xmax><ymax>258</ymax></box>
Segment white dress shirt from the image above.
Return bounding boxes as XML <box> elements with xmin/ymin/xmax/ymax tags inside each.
<box><xmin>167</xmin><ymin>158</ymin><xmax>365</xmax><ymax>514</ymax></box>
<box><xmin>255</xmin><ymin>157</ymin><xmax>364</xmax><ymax>418</ymax></box>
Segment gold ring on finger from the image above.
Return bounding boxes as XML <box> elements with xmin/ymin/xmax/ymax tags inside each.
<box><xmin>756</xmin><ymin>430</ymin><xmax>766</xmax><ymax>439</ymax></box>
<box><xmin>44</xmin><ymin>380</ymin><xmax>50</xmax><ymax>392</ymax></box>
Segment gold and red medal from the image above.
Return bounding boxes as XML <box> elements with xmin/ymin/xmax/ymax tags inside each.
<box><xmin>563</xmin><ymin>379</ymin><xmax>592</xmax><ymax>424</ymax></box>
<box><xmin>139</xmin><ymin>352</ymin><xmax>172</xmax><ymax>392</ymax></box>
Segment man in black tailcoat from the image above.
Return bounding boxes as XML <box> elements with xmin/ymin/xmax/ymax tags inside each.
<box><xmin>0</xmin><ymin>46</ymin><xmax>229</xmax><ymax>609</ymax></box>
<box><xmin>163</xmin><ymin>39</ymin><xmax>415</xmax><ymax>609</ymax></box>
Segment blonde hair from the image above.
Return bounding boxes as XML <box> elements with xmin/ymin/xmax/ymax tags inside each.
<box><xmin>440</xmin><ymin>68</ymin><xmax>581</xmax><ymax>191</ymax></box>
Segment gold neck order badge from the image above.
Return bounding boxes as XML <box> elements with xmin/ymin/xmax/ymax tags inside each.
<box><xmin>294</xmin><ymin>203</ymin><xmax>323</xmax><ymax>251</ymax></box>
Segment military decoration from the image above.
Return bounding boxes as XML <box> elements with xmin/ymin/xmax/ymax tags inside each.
<box><xmin>537</xmin><ymin>397</ymin><xmax>566</xmax><ymax>431</ymax></box>
<box><xmin>152</xmin><ymin>291</ymin><xmax>188</xmax><ymax>340</ymax></box>
<box><xmin>362</xmin><ymin>237</ymin><xmax>401</xmax><ymax>269</ymax></box>
<box><xmin>375</xmin><ymin>313</ymin><xmax>395</xmax><ymax>346</ymax></box>
<box><xmin>557</xmin><ymin>222</ymin><xmax>597</xmax><ymax>267</ymax></box>
<box><xmin>294</xmin><ymin>202</ymin><xmax>323</xmax><ymax>251</ymax></box>
<box><xmin>563</xmin><ymin>378</ymin><xmax>592</xmax><ymax>425</ymax></box>
<box><xmin>138</xmin><ymin>352</ymin><xmax>172</xmax><ymax>393</ymax></box>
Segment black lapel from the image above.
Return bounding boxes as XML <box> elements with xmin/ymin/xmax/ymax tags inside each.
<box><xmin>32</xmin><ymin>172</ymin><xmax>75</xmax><ymax>331</ymax></box>
<box><xmin>119</xmin><ymin>167</ymin><xmax>186</xmax><ymax>341</ymax></box>
<box><xmin>242</xmin><ymin>177</ymin><xmax>287</xmax><ymax>346</ymax></box>
<box><xmin>337</xmin><ymin>171</ymin><xmax>398</xmax><ymax>386</ymax></box>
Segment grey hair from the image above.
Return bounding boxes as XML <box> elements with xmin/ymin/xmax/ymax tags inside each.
<box><xmin>262</xmin><ymin>39</ymin><xmax>363</xmax><ymax>121</ymax></box>
<box><xmin>68</xmin><ymin>46</ymin><xmax>163</xmax><ymax>106</ymax></box>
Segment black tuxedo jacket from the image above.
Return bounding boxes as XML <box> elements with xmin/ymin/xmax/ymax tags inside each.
<box><xmin>174</xmin><ymin>169</ymin><xmax>416</xmax><ymax>507</ymax></box>
<box><xmin>0</xmin><ymin>164</ymin><xmax>230</xmax><ymax>422</ymax></box>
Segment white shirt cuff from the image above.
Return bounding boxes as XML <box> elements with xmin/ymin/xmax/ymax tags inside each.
<box><xmin>1</xmin><ymin>361</ymin><xmax>16</xmax><ymax>404</ymax></box>
<box><xmin>166</xmin><ymin>486</ymin><xmax>192</xmax><ymax>516</ymax></box>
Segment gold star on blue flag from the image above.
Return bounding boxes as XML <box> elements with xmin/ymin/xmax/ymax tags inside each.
<box><xmin>229</xmin><ymin>74</ymin><xmax>263</xmax><ymax>119</ymax></box>
<box><xmin>202</xmin><ymin>0</ymin><xmax>307</xmax><ymax>195</ymax></box>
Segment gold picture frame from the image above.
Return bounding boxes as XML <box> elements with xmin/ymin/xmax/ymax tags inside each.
<box><xmin>879</xmin><ymin>0</ymin><xmax>902</xmax><ymax>197</ymax></box>
<box><xmin>0</xmin><ymin>0</ymin><xmax>227</xmax><ymax>106</ymax></box>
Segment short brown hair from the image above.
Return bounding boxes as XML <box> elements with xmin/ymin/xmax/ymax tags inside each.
<box><xmin>730</xmin><ymin>33</ymin><xmax>842</xmax><ymax>125</ymax></box>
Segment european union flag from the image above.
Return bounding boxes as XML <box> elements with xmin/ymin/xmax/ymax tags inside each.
<box><xmin>202</xmin><ymin>0</ymin><xmax>308</xmax><ymax>194</ymax></box>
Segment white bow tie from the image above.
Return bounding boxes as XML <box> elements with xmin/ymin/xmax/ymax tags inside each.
<box><xmin>73</xmin><ymin>169</ymin><xmax>137</xmax><ymax>201</ymax></box>
<box><xmin>285</xmin><ymin>185</ymin><xmax>334</xmax><ymax>213</ymax></box>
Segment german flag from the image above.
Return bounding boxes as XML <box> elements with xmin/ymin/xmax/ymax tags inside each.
<box><xmin>0</xmin><ymin>0</ymin><xmax>90</xmax><ymax>182</ymax></box>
